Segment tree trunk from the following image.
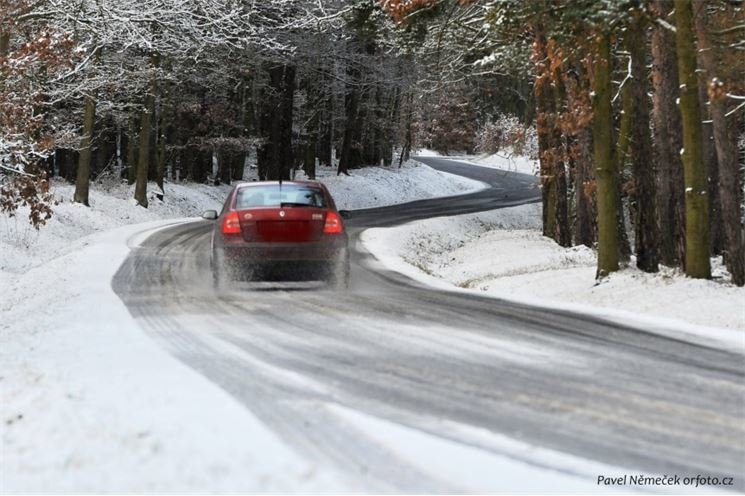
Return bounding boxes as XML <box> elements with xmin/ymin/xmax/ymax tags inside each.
<box><xmin>0</xmin><ymin>32</ymin><xmax>9</xmax><ymax>57</ymax></box>
<box><xmin>258</xmin><ymin>64</ymin><xmax>294</xmax><ymax>181</ymax></box>
<box><xmin>127</xmin><ymin>111</ymin><xmax>139</xmax><ymax>185</ymax></box>
<box><xmin>674</xmin><ymin>0</ymin><xmax>711</xmax><ymax>279</ymax></box>
<box><xmin>693</xmin><ymin>1</ymin><xmax>745</xmax><ymax>285</ymax></box>
<box><xmin>73</xmin><ymin>95</ymin><xmax>96</xmax><ymax>206</ymax></box>
<box><xmin>278</xmin><ymin>65</ymin><xmax>294</xmax><ymax>181</ymax></box>
<box><xmin>651</xmin><ymin>0</ymin><xmax>686</xmax><ymax>267</ymax></box>
<box><xmin>614</xmin><ymin>57</ymin><xmax>633</xmax><ymax>263</ymax></box>
<box><xmin>693</xmin><ymin>1</ymin><xmax>723</xmax><ymax>257</ymax></box>
<box><xmin>575</xmin><ymin>125</ymin><xmax>596</xmax><ymax>247</ymax></box>
<box><xmin>233</xmin><ymin>150</ymin><xmax>246</xmax><ymax>181</ymax></box>
<box><xmin>627</xmin><ymin>17</ymin><xmax>658</xmax><ymax>272</ymax></box>
<box><xmin>592</xmin><ymin>33</ymin><xmax>619</xmax><ymax>277</ymax></box>
<box><xmin>338</xmin><ymin>84</ymin><xmax>359</xmax><ymax>176</ymax></box>
<box><xmin>319</xmin><ymin>84</ymin><xmax>334</xmax><ymax>167</ymax></box>
<box><xmin>400</xmin><ymin>92</ymin><xmax>414</xmax><ymax>167</ymax></box>
<box><xmin>550</xmin><ymin>70</ymin><xmax>570</xmax><ymax>248</ymax></box>
<box><xmin>156</xmin><ymin>103</ymin><xmax>166</xmax><ymax>197</ymax></box>
<box><xmin>134</xmin><ymin>54</ymin><xmax>159</xmax><ymax>208</ymax></box>
<box><xmin>533</xmin><ymin>29</ymin><xmax>555</xmax><ymax>240</ymax></box>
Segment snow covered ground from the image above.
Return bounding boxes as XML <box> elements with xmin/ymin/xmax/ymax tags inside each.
<box><xmin>415</xmin><ymin>148</ymin><xmax>539</xmax><ymax>176</ymax></box>
<box><xmin>362</xmin><ymin>202</ymin><xmax>745</xmax><ymax>350</ymax></box>
<box><xmin>0</xmin><ymin>161</ymin><xmax>485</xmax><ymax>493</ymax></box>
<box><xmin>294</xmin><ymin>159</ymin><xmax>485</xmax><ymax>210</ymax></box>
<box><xmin>0</xmin><ymin>220</ymin><xmax>344</xmax><ymax>493</ymax></box>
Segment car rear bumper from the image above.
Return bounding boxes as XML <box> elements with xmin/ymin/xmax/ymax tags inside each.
<box><xmin>220</xmin><ymin>237</ymin><xmax>348</xmax><ymax>264</ymax></box>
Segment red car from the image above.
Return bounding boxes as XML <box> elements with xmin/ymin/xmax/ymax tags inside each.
<box><xmin>202</xmin><ymin>181</ymin><xmax>350</xmax><ymax>288</ymax></box>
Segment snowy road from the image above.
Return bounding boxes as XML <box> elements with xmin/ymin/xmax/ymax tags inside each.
<box><xmin>112</xmin><ymin>158</ymin><xmax>745</xmax><ymax>492</ymax></box>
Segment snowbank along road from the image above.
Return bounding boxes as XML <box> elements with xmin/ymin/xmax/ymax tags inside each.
<box><xmin>112</xmin><ymin>157</ymin><xmax>745</xmax><ymax>492</ymax></box>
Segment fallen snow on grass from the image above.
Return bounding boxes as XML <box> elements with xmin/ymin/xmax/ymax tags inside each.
<box><xmin>0</xmin><ymin>220</ymin><xmax>344</xmax><ymax>493</ymax></box>
<box><xmin>361</xmin><ymin>203</ymin><xmax>745</xmax><ymax>350</ymax></box>
<box><xmin>294</xmin><ymin>159</ymin><xmax>486</xmax><ymax>210</ymax></box>
<box><xmin>465</xmin><ymin>151</ymin><xmax>539</xmax><ymax>175</ymax></box>
<box><xmin>0</xmin><ymin>181</ymin><xmax>232</xmax><ymax>275</ymax></box>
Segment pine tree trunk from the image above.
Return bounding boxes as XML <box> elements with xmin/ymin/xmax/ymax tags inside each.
<box><xmin>258</xmin><ymin>64</ymin><xmax>281</xmax><ymax>180</ymax></box>
<box><xmin>278</xmin><ymin>65</ymin><xmax>294</xmax><ymax>181</ymax></box>
<box><xmin>233</xmin><ymin>150</ymin><xmax>246</xmax><ymax>181</ymax></box>
<box><xmin>693</xmin><ymin>1</ymin><xmax>745</xmax><ymax>285</ymax></box>
<box><xmin>674</xmin><ymin>0</ymin><xmax>711</xmax><ymax>279</ymax></box>
<box><xmin>614</xmin><ymin>60</ymin><xmax>633</xmax><ymax>264</ymax></box>
<box><xmin>134</xmin><ymin>104</ymin><xmax>152</xmax><ymax>207</ymax></box>
<box><xmin>651</xmin><ymin>0</ymin><xmax>686</xmax><ymax>267</ymax></box>
<box><xmin>628</xmin><ymin>17</ymin><xmax>659</xmax><ymax>272</ymax></box>
<box><xmin>710</xmin><ymin>102</ymin><xmax>744</xmax><ymax>286</ymax></box>
<box><xmin>127</xmin><ymin>111</ymin><xmax>139</xmax><ymax>185</ymax></box>
<box><xmin>551</xmin><ymin>75</ymin><xmax>570</xmax><ymax>247</ymax></box>
<box><xmin>532</xmin><ymin>29</ymin><xmax>554</xmax><ymax>239</ymax></box>
<box><xmin>0</xmin><ymin>32</ymin><xmax>9</xmax><ymax>57</ymax></box>
<box><xmin>400</xmin><ymin>92</ymin><xmax>414</xmax><ymax>167</ymax></box>
<box><xmin>338</xmin><ymin>85</ymin><xmax>359</xmax><ymax>176</ymax></box>
<box><xmin>693</xmin><ymin>1</ymin><xmax>723</xmax><ymax>257</ymax></box>
<box><xmin>134</xmin><ymin>54</ymin><xmax>159</xmax><ymax>208</ymax></box>
<box><xmin>258</xmin><ymin>64</ymin><xmax>294</xmax><ymax>181</ymax></box>
<box><xmin>575</xmin><ymin>125</ymin><xmax>596</xmax><ymax>247</ymax></box>
<box><xmin>319</xmin><ymin>84</ymin><xmax>334</xmax><ymax>167</ymax></box>
<box><xmin>73</xmin><ymin>94</ymin><xmax>96</xmax><ymax>207</ymax></box>
<box><xmin>592</xmin><ymin>33</ymin><xmax>619</xmax><ymax>277</ymax></box>
<box><xmin>616</xmin><ymin>70</ymin><xmax>634</xmax><ymax>175</ymax></box>
<box><xmin>565</xmin><ymin>67</ymin><xmax>596</xmax><ymax>248</ymax></box>
<box><xmin>156</xmin><ymin>105</ymin><xmax>166</xmax><ymax>196</ymax></box>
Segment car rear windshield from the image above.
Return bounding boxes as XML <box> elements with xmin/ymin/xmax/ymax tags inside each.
<box><xmin>235</xmin><ymin>184</ymin><xmax>327</xmax><ymax>208</ymax></box>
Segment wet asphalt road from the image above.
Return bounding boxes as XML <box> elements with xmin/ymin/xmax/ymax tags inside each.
<box><xmin>112</xmin><ymin>157</ymin><xmax>745</xmax><ymax>492</ymax></box>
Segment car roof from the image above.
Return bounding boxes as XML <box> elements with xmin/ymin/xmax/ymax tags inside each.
<box><xmin>234</xmin><ymin>180</ymin><xmax>324</xmax><ymax>189</ymax></box>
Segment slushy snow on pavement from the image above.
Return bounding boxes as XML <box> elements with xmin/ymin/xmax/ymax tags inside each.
<box><xmin>361</xmin><ymin>201</ymin><xmax>745</xmax><ymax>351</ymax></box>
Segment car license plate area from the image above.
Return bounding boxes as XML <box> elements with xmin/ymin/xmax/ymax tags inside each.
<box><xmin>256</xmin><ymin>221</ymin><xmax>313</xmax><ymax>242</ymax></box>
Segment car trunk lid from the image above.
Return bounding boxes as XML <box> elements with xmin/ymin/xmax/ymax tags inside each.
<box><xmin>238</xmin><ymin>207</ymin><xmax>326</xmax><ymax>242</ymax></box>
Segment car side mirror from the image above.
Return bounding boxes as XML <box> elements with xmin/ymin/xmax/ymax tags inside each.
<box><xmin>339</xmin><ymin>210</ymin><xmax>351</xmax><ymax>220</ymax></box>
<box><xmin>202</xmin><ymin>210</ymin><xmax>218</xmax><ymax>220</ymax></box>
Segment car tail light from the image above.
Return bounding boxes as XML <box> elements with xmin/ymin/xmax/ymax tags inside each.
<box><xmin>222</xmin><ymin>211</ymin><xmax>241</xmax><ymax>234</ymax></box>
<box><xmin>324</xmin><ymin>211</ymin><xmax>343</xmax><ymax>234</ymax></box>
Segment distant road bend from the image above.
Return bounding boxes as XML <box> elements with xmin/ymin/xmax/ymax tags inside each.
<box><xmin>113</xmin><ymin>156</ymin><xmax>745</xmax><ymax>492</ymax></box>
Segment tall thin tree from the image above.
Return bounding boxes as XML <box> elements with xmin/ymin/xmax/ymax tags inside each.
<box><xmin>674</xmin><ymin>0</ymin><xmax>711</xmax><ymax>279</ymax></box>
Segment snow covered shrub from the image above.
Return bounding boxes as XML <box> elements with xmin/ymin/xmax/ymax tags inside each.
<box><xmin>476</xmin><ymin>114</ymin><xmax>538</xmax><ymax>159</ymax></box>
<box><xmin>0</xmin><ymin>169</ymin><xmax>55</xmax><ymax>230</ymax></box>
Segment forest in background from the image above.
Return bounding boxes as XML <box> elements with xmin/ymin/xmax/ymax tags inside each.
<box><xmin>1</xmin><ymin>0</ymin><xmax>743</xmax><ymax>285</ymax></box>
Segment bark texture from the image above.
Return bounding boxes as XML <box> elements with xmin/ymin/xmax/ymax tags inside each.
<box><xmin>693</xmin><ymin>1</ymin><xmax>745</xmax><ymax>285</ymax></box>
<box><xmin>134</xmin><ymin>54</ymin><xmax>159</xmax><ymax>208</ymax></box>
<box><xmin>674</xmin><ymin>0</ymin><xmax>711</xmax><ymax>279</ymax></box>
<box><xmin>73</xmin><ymin>94</ymin><xmax>96</xmax><ymax>207</ymax></box>
<box><xmin>592</xmin><ymin>34</ymin><xmax>619</xmax><ymax>276</ymax></box>
<box><xmin>651</xmin><ymin>0</ymin><xmax>686</xmax><ymax>267</ymax></box>
<box><xmin>628</xmin><ymin>16</ymin><xmax>659</xmax><ymax>272</ymax></box>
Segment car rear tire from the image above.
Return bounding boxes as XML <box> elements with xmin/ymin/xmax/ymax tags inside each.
<box><xmin>211</xmin><ymin>249</ymin><xmax>228</xmax><ymax>290</ymax></box>
<box><xmin>328</xmin><ymin>253</ymin><xmax>350</xmax><ymax>290</ymax></box>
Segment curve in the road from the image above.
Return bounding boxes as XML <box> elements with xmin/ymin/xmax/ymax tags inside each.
<box><xmin>112</xmin><ymin>157</ymin><xmax>745</xmax><ymax>492</ymax></box>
